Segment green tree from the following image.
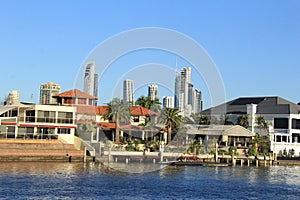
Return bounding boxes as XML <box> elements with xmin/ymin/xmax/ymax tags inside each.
<box><xmin>236</xmin><ymin>114</ymin><xmax>250</xmax><ymax>128</ymax></box>
<box><xmin>255</xmin><ymin>115</ymin><xmax>270</xmax><ymax>135</ymax></box>
<box><xmin>223</xmin><ymin>114</ymin><xmax>233</xmax><ymax>125</ymax></box>
<box><xmin>135</xmin><ymin>95</ymin><xmax>161</xmax><ymax>112</ymax></box>
<box><xmin>103</xmin><ymin>98</ymin><xmax>130</xmax><ymax>144</ymax></box>
<box><xmin>250</xmin><ymin>133</ymin><xmax>270</xmax><ymax>156</ymax></box>
<box><xmin>199</xmin><ymin>114</ymin><xmax>211</xmax><ymax>125</ymax></box>
<box><xmin>158</xmin><ymin>108</ymin><xmax>182</xmax><ymax>143</ymax></box>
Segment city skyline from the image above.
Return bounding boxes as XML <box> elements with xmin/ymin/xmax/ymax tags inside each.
<box><xmin>1</xmin><ymin>1</ymin><xmax>300</xmax><ymax>109</ymax></box>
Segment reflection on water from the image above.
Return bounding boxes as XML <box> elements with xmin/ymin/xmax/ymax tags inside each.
<box><xmin>0</xmin><ymin>162</ymin><xmax>300</xmax><ymax>199</ymax></box>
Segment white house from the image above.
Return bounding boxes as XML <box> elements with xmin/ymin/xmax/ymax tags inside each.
<box><xmin>202</xmin><ymin>97</ymin><xmax>300</xmax><ymax>156</ymax></box>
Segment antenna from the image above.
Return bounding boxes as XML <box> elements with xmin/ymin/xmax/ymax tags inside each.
<box><xmin>175</xmin><ymin>57</ymin><xmax>178</xmax><ymax>71</ymax></box>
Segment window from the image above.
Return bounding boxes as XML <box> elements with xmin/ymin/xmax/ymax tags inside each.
<box><xmin>37</xmin><ymin>111</ymin><xmax>55</xmax><ymax>123</ymax></box>
<box><xmin>274</xmin><ymin>118</ymin><xmax>289</xmax><ymax>129</ymax></box>
<box><xmin>292</xmin><ymin>119</ymin><xmax>300</xmax><ymax>129</ymax></box>
<box><xmin>133</xmin><ymin>116</ymin><xmax>139</xmax><ymax>123</ymax></box>
<box><xmin>26</xmin><ymin>110</ymin><xmax>35</xmax><ymax>122</ymax></box>
<box><xmin>276</xmin><ymin>135</ymin><xmax>281</xmax><ymax>142</ymax></box>
<box><xmin>58</xmin><ymin>112</ymin><xmax>73</xmax><ymax>124</ymax></box>
<box><xmin>78</xmin><ymin>98</ymin><xmax>86</xmax><ymax>105</ymax></box>
<box><xmin>292</xmin><ymin>133</ymin><xmax>300</xmax><ymax>143</ymax></box>
<box><xmin>58</xmin><ymin>128</ymin><xmax>71</xmax><ymax>134</ymax></box>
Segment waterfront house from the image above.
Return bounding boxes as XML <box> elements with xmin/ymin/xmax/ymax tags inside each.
<box><xmin>53</xmin><ymin>89</ymin><xmax>160</xmax><ymax>144</ymax></box>
<box><xmin>0</xmin><ymin>103</ymin><xmax>76</xmax><ymax>144</ymax></box>
<box><xmin>202</xmin><ymin>96</ymin><xmax>300</xmax><ymax>156</ymax></box>
<box><xmin>186</xmin><ymin>125</ymin><xmax>255</xmax><ymax>154</ymax></box>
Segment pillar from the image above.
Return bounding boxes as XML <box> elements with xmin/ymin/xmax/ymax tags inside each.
<box><xmin>231</xmin><ymin>150</ymin><xmax>236</xmax><ymax>166</ymax></box>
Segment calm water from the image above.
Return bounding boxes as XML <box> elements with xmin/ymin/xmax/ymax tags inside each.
<box><xmin>0</xmin><ymin>162</ymin><xmax>300</xmax><ymax>200</ymax></box>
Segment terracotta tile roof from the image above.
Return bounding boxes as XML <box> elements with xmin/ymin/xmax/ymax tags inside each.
<box><xmin>95</xmin><ymin>106</ymin><xmax>109</xmax><ymax>115</ymax></box>
<box><xmin>98</xmin><ymin>122</ymin><xmax>116</xmax><ymax>129</ymax></box>
<box><xmin>76</xmin><ymin>105</ymin><xmax>157</xmax><ymax>116</ymax></box>
<box><xmin>130</xmin><ymin>106</ymin><xmax>158</xmax><ymax>116</ymax></box>
<box><xmin>97</xmin><ymin>122</ymin><xmax>141</xmax><ymax>130</ymax></box>
<box><xmin>53</xmin><ymin>89</ymin><xmax>97</xmax><ymax>99</ymax></box>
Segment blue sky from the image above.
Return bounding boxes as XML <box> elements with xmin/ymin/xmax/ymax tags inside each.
<box><xmin>1</xmin><ymin>0</ymin><xmax>300</xmax><ymax>108</ymax></box>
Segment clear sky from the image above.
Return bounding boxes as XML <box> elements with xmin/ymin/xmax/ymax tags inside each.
<box><xmin>1</xmin><ymin>0</ymin><xmax>300</xmax><ymax>108</ymax></box>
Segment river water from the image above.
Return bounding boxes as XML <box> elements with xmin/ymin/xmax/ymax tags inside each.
<box><xmin>0</xmin><ymin>162</ymin><xmax>299</xmax><ymax>199</ymax></box>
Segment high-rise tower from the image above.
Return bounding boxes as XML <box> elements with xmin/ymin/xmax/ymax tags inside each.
<box><xmin>174</xmin><ymin>66</ymin><xmax>202</xmax><ymax>115</ymax></box>
<box><xmin>148</xmin><ymin>84</ymin><xmax>158</xmax><ymax>101</ymax></box>
<box><xmin>84</xmin><ymin>61</ymin><xmax>95</xmax><ymax>96</ymax></box>
<box><xmin>93</xmin><ymin>73</ymin><xmax>99</xmax><ymax>105</ymax></box>
<box><xmin>39</xmin><ymin>82</ymin><xmax>60</xmax><ymax>105</ymax></box>
<box><xmin>123</xmin><ymin>79</ymin><xmax>134</xmax><ymax>105</ymax></box>
<box><xmin>163</xmin><ymin>96</ymin><xmax>174</xmax><ymax>108</ymax></box>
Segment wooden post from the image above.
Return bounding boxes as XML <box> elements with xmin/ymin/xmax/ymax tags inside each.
<box><xmin>84</xmin><ymin>147</ymin><xmax>87</xmax><ymax>163</ymax></box>
<box><xmin>153</xmin><ymin>158</ymin><xmax>156</xmax><ymax>164</ymax></box>
<box><xmin>231</xmin><ymin>150</ymin><xmax>236</xmax><ymax>166</ymax></box>
<box><xmin>247</xmin><ymin>159</ymin><xmax>250</xmax><ymax>166</ymax></box>
<box><xmin>241</xmin><ymin>159</ymin><xmax>243</xmax><ymax>166</ymax></box>
<box><xmin>256</xmin><ymin>159</ymin><xmax>259</xmax><ymax>167</ymax></box>
<box><xmin>108</xmin><ymin>147</ymin><xmax>111</xmax><ymax>163</ymax></box>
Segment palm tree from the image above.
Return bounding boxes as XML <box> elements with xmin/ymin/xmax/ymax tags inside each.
<box><xmin>218</xmin><ymin>114</ymin><xmax>233</xmax><ymax>125</ymax></box>
<box><xmin>135</xmin><ymin>95</ymin><xmax>161</xmax><ymax>112</ymax></box>
<box><xmin>199</xmin><ymin>114</ymin><xmax>210</xmax><ymax>125</ymax></box>
<box><xmin>158</xmin><ymin>108</ymin><xmax>182</xmax><ymax>143</ymax></box>
<box><xmin>255</xmin><ymin>115</ymin><xmax>270</xmax><ymax>135</ymax></box>
<box><xmin>236</xmin><ymin>114</ymin><xmax>250</xmax><ymax>128</ymax></box>
<box><xmin>103</xmin><ymin>98</ymin><xmax>130</xmax><ymax>144</ymax></box>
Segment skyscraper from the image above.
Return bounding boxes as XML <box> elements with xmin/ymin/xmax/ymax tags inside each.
<box><xmin>39</xmin><ymin>82</ymin><xmax>61</xmax><ymax>105</ymax></box>
<box><xmin>5</xmin><ymin>90</ymin><xmax>19</xmax><ymax>105</ymax></box>
<box><xmin>174</xmin><ymin>67</ymin><xmax>191</xmax><ymax>113</ymax></box>
<box><xmin>148</xmin><ymin>84</ymin><xmax>158</xmax><ymax>101</ymax></box>
<box><xmin>163</xmin><ymin>96</ymin><xmax>174</xmax><ymax>108</ymax></box>
<box><xmin>84</xmin><ymin>61</ymin><xmax>95</xmax><ymax>96</ymax></box>
<box><xmin>123</xmin><ymin>79</ymin><xmax>134</xmax><ymax>105</ymax></box>
<box><xmin>174</xmin><ymin>66</ymin><xmax>202</xmax><ymax>115</ymax></box>
<box><xmin>93</xmin><ymin>73</ymin><xmax>99</xmax><ymax>105</ymax></box>
<box><xmin>192</xmin><ymin>89</ymin><xmax>202</xmax><ymax>113</ymax></box>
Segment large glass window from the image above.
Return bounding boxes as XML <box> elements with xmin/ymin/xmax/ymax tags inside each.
<box><xmin>26</xmin><ymin>110</ymin><xmax>35</xmax><ymax>122</ymax></box>
<box><xmin>37</xmin><ymin>111</ymin><xmax>55</xmax><ymax>123</ymax></box>
<box><xmin>58</xmin><ymin>112</ymin><xmax>73</xmax><ymax>124</ymax></box>
<box><xmin>292</xmin><ymin>133</ymin><xmax>300</xmax><ymax>143</ymax></box>
<box><xmin>274</xmin><ymin>118</ymin><xmax>289</xmax><ymax>129</ymax></box>
<box><xmin>292</xmin><ymin>119</ymin><xmax>300</xmax><ymax>129</ymax></box>
<box><xmin>58</xmin><ymin>128</ymin><xmax>71</xmax><ymax>134</ymax></box>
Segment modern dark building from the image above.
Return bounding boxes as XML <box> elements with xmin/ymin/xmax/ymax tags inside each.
<box><xmin>202</xmin><ymin>96</ymin><xmax>300</xmax><ymax>156</ymax></box>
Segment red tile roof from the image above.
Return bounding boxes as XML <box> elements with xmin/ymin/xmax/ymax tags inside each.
<box><xmin>76</xmin><ymin>105</ymin><xmax>157</xmax><ymax>116</ymax></box>
<box><xmin>53</xmin><ymin>89</ymin><xmax>97</xmax><ymax>99</ymax></box>
<box><xmin>98</xmin><ymin>122</ymin><xmax>116</xmax><ymax>129</ymax></box>
<box><xmin>130</xmin><ymin>106</ymin><xmax>158</xmax><ymax>116</ymax></box>
<box><xmin>95</xmin><ymin>106</ymin><xmax>109</xmax><ymax>115</ymax></box>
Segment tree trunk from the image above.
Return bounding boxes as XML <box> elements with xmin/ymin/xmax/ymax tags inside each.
<box><xmin>115</xmin><ymin>121</ymin><xmax>120</xmax><ymax>144</ymax></box>
<box><xmin>167</xmin><ymin>126</ymin><xmax>172</xmax><ymax>144</ymax></box>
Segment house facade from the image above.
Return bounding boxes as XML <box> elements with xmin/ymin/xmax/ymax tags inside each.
<box><xmin>202</xmin><ymin>97</ymin><xmax>300</xmax><ymax>156</ymax></box>
<box><xmin>0</xmin><ymin>103</ymin><xmax>76</xmax><ymax>143</ymax></box>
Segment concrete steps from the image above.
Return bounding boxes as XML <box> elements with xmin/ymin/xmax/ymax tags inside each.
<box><xmin>0</xmin><ymin>139</ymin><xmax>84</xmax><ymax>162</ymax></box>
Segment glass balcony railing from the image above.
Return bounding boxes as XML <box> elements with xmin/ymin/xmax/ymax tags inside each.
<box><xmin>20</xmin><ymin>116</ymin><xmax>74</xmax><ymax>124</ymax></box>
